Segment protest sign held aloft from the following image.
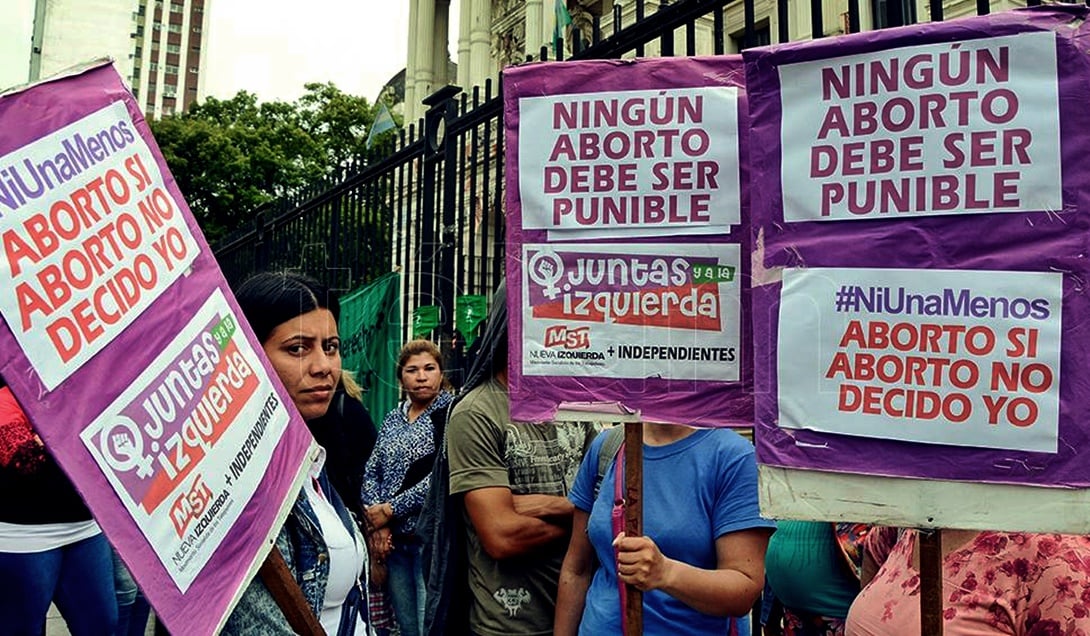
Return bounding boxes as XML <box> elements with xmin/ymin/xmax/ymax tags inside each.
<box><xmin>745</xmin><ymin>7</ymin><xmax>1090</xmax><ymax>509</ymax></box>
<box><xmin>505</xmin><ymin>56</ymin><xmax>751</xmax><ymax>427</ymax></box>
<box><xmin>0</xmin><ymin>61</ymin><xmax>316</xmax><ymax>635</ymax></box>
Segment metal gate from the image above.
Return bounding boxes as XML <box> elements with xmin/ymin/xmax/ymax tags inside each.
<box><xmin>212</xmin><ymin>0</ymin><xmax>1036</xmax><ymax>348</ymax></box>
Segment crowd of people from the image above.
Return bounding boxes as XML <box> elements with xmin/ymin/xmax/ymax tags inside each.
<box><xmin>4</xmin><ymin>272</ymin><xmax>1090</xmax><ymax>636</ymax></box>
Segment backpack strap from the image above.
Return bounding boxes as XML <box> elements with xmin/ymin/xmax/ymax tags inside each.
<box><xmin>594</xmin><ymin>425</ymin><xmax>626</xmax><ymax>499</ymax></box>
<box><xmin>611</xmin><ymin>443</ymin><xmax>627</xmax><ymax>627</ymax></box>
<box><xmin>591</xmin><ymin>426</ymin><xmax>629</xmax><ymax>631</ymax></box>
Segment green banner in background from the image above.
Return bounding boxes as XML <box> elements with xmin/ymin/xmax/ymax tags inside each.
<box><xmin>412</xmin><ymin>304</ymin><xmax>440</xmax><ymax>338</ymax></box>
<box><xmin>456</xmin><ymin>295</ymin><xmax>488</xmax><ymax>348</ymax></box>
<box><xmin>339</xmin><ymin>272</ymin><xmax>402</xmax><ymax>425</ymax></box>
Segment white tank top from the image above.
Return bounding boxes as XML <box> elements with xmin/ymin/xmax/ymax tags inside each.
<box><xmin>302</xmin><ymin>478</ymin><xmax>368</xmax><ymax>635</ymax></box>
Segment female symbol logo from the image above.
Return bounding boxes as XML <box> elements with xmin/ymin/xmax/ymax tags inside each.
<box><xmin>99</xmin><ymin>416</ymin><xmax>155</xmax><ymax>479</ymax></box>
<box><xmin>528</xmin><ymin>250</ymin><xmax>565</xmax><ymax>299</ymax></box>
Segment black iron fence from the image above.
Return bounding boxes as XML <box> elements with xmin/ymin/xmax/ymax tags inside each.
<box><xmin>212</xmin><ymin>0</ymin><xmax>1039</xmax><ymax>342</ymax></box>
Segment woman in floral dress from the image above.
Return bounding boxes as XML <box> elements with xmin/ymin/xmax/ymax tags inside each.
<box><xmin>847</xmin><ymin>528</ymin><xmax>1090</xmax><ymax>634</ymax></box>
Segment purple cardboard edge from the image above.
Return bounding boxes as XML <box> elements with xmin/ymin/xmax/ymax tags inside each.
<box><xmin>745</xmin><ymin>7</ymin><xmax>1090</xmax><ymax>487</ymax></box>
<box><xmin>502</xmin><ymin>57</ymin><xmax>754</xmax><ymax>427</ymax></box>
<box><xmin>0</xmin><ymin>63</ymin><xmax>313</xmax><ymax>633</ymax></box>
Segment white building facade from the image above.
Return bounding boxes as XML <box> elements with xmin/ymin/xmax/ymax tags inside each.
<box><xmin>23</xmin><ymin>0</ymin><xmax>211</xmax><ymax>118</ymax></box>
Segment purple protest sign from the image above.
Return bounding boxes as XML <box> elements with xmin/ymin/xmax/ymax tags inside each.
<box><xmin>744</xmin><ymin>6</ymin><xmax>1090</xmax><ymax>487</ymax></box>
<box><xmin>504</xmin><ymin>57</ymin><xmax>752</xmax><ymax>427</ymax></box>
<box><xmin>0</xmin><ymin>61</ymin><xmax>315</xmax><ymax>634</ymax></box>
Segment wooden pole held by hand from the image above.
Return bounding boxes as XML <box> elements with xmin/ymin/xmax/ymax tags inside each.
<box><xmin>259</xmin><ymin>547</ymin><xmax>326</xmax><ymax>636</ymax></box>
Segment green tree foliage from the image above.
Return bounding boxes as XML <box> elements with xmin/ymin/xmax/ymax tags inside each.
<box><xmin>149</xmin><ymin>83</ymin><xmax>394</xmax><ymax>242</ymax></box>
<box><xmin>297</xmin><ymin>82</ymin><xmax>375</xmax><ymax>168</ymax></box>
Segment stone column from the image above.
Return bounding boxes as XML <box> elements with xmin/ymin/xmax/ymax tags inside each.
<box><xmin>433</xmin><ymin>0</ymin><xmax>450</xmax><ymax>87</ymax></box>
<box><xmin>541</xmin><ymin>0</ymin><xmax>553</xmax><ymax>51</ymax></box>
<box><xmin>405</xmin><ymin>0</ymin><xmax>420</xmax><ymax>121</ymax></box>
<box><xmin>457</xmin><ymin>0</ymin><xmax>472</xmax><ymax>88</ymax></box>
<box><xmin>469</xmin><ymin>0</ymin><xmax>492</xmax><ymax>90</ymax></box>
<box><xmin>415</xmin><ymin>0</ymin><xmax>437</xmax><ymax>116</ymax></box>
<box><xmin>525</xmin><ymin>0</ymin><xmax>543</xmax><ymax>57</ymax></box>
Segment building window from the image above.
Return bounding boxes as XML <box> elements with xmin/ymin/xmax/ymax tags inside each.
<box><xmin>166</xmin><ymin>44</ymin><xmax>181</xmax><ymax>53</ymax></box>
<box><xmin>167</xmin><ymin>23</ymin><xmax>182</xmax><ymax>33</ymax></box>
<box><xmin>731</xmin><ymin>22</ymin><xmax>771</xmax><ymax>51</ymax></box>
<box><xmin>192</xmin><ymin>26</ymin><xmax>202</xmax><ymax>33</ymax></box>
<box><xmin>189</xmin><ymin>66</ymin><xmax>199</xmax><ymax>73</ymax></box>
<box><xmin>170</xmin><ymin>3</ymin><xmax>183</xmax><ymax>13</ymax></box>
<box><xmin>164</xmin><ymin>87</ymin><xmax>177</xmax><ymax>97</ymax></box>
<box><xmin>164</xmin><ymin>64</ymin><xmax>179</xmax><ymax>74</ymax></box>
<box><xmin>149</xmin><ymin>62</ymin><xmax>159</xmax><ymax>71</ymax></box>
<box><xmin>872</xmin><ymin>0</ymin><xmax>916</xmax><ymax>28</ymax></box>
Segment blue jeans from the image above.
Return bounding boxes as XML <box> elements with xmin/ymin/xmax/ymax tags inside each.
<box><xmin>113</xmin><ymin>549</ymin><xmax>152</xmax><ymax>636</ymax></box>
<box><xmin>0</xmin><ymin>533</ymin><xmax>117</xmax><ymax>636</ymax></box>
<box><xmin>387</xmin><ymin>539</ymin><xmax>425</xmax><ymax>636</ymax></box>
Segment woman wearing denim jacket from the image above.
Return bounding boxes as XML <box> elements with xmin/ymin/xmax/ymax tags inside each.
<box><xmin>223</xmin><ymin>272</ymin><xmax>372</xmax><ymax>636</ymax></box>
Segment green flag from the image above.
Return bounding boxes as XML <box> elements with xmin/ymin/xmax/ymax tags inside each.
<box><xmin>366</xmin><ymin>102</ymin><xmax>398</xmax><ymax>149</ymax></box>
<box><xmin>456</xmin><ymin>295</ymin><xmax>488</xmax><ymax>348</ymax></box>
<box><xmin>338</xmin><ymin>272</ymin><xmax>402</xmax><ymax>424</ymax></box>
<box><xmin>553</xmin><ymin>0</ymin><xmax>573</xmax><ymax>58</ymax></box>
<box><xmin>413</xmin><ymin>305</ymin><xmax>441</xmax><ymax>338</ymax></box>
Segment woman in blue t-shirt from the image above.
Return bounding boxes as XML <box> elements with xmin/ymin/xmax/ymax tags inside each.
<box><xmin>555</xmin><ymin>423</ymin><xmax>775</xmax><ymax>636</ymax></box>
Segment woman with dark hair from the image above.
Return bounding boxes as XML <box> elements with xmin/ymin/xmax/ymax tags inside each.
<box><xmin>0</xmin><ymin>375</ymin><xmax>118</xmax><ymax>636</ymax></box>
<box><xmin>223</xmin><ymin>271</ymin><xmax>372</xmax><ymax>636</ymax></box>
<box><xmin>231</xmin><ymin>271</ymin><xmax>377</xmax><ymax>516</ymax></box>
<box><xmin>362</xmin><ymin>339</ymin><xmax>454</xmax><ymax>636</ymax></box>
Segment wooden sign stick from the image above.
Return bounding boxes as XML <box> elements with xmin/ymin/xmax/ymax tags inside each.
<box><xmin>918</xmin><ymin>528</ymin><xmax>944</xmax><ymax>636</ymax></box>
<box><xmin>259</xmin><ymin>547</ymin><xmax>326</xmax><ymax>636</ymax></box>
